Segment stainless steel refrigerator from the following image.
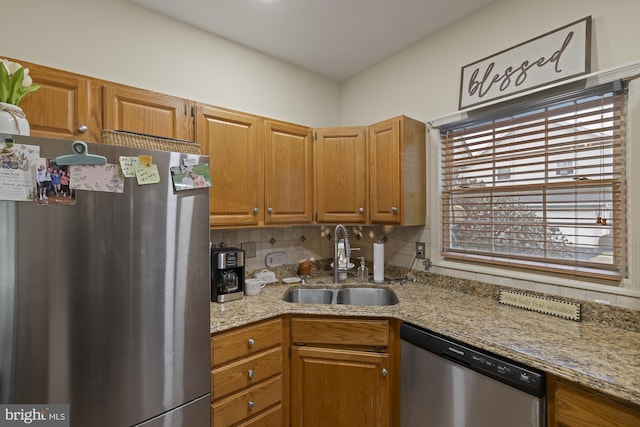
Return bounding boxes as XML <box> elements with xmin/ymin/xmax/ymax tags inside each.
<box><xmin>0</xmin><ymin>135</ymin><xmax>211</xmax><ymax>426</ymax></box>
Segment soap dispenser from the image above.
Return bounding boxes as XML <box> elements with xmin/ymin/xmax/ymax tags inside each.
<box><xmin>357</xmin><ymin>257</ymin><xmax>368</xmax><ymax>282</ymax></box>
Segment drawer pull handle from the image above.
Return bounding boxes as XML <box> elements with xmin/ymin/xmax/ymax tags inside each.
<box><xmin>381</xmin><ymin>368</ymin><xmax>388</xmax><ymax>377</ymax></box>
<box><xmin>247</xmin><ymin>338</ymin><xmax>255</xmax><ymax>347</ymax></box>
<box><xmin>248</xmin><ymin>400</ymin><xmax>255</xmax><ymax>410</ymax></box>
<box><xmin>248</xmin><ymin>369</ymin><xmax>255</xmax><ymax>379</ymax></box>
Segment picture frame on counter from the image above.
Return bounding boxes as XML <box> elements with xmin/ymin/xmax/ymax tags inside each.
<box><xmin>458</xmin><ymin>16</ymin><xmax>591</xmax><ymax>110</ymax></box>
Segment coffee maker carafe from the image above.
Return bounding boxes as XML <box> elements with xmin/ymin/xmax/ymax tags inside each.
<box><xmin>211</xmin><ymin>247</ymin><xmax>245</xmax><ymax>302</ymax></box>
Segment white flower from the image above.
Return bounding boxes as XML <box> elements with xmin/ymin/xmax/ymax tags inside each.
<box><xmin>21</xmin><ymin>68</ymin><xmax>32</xmax><ymax>87</ymax></box>
<box><xmin>1</xmin><ymin>59</ymin><xmax>20</xmax><ymax>76</ymax></box>
<box><xmin>7</xmin><ymin>61</ymin><xmax>21</xmax><ymax>75</ymax></box>
<box><xmin>0</xmin><ymin>58</ymin><xmax>40</xmax><ymax>105</ymax></box>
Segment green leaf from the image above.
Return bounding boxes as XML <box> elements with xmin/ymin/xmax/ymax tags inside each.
<box><xmin>0</xmin><ymin>64</ymin><xmax>9</xmax><ymax>103</ymax></box>
<box><xmin>7</xmin><ymin>67</ymin><xmax>24</xmax><ymax>105</ymax></box>
<box><xmin>14</xmin><ymin>84</ymin><xmax>40</xmax><ymax>106</ymax></box>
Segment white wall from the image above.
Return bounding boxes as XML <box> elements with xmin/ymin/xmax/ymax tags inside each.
<box><xmin>340</xmin><ymin>0</ymin><xmax>640</xmax><ymax>308</ymax></box>
<box><xmin>4</xmin><ymin>0</ymin><xmax>341</xmax><ymax>127</ymax></box>
<box><xmin>340</xmin><ymin>0</ymin><xmax>640</xmax><ymax>125</ymax></box>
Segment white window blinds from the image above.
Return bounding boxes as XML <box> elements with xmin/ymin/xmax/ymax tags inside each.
<box><xmin>440</xmin><ymin>87</ymin><xmax>627</xmax><ymax>281</ymax></box>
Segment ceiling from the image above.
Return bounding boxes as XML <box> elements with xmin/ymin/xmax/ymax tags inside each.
<box><xmin>129</xmin><ymin>0</ymin><xmax>495</xmax><ymax>82</ymax></box>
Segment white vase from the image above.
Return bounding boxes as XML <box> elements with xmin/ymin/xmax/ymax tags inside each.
<box><xmin>0</xmin><ymin>102</ymin><xmax>30</xmax><ymax>136</ymax></box>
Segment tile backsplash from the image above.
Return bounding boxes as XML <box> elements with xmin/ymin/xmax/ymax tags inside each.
<box><xmin>211</xmin><ymin>225</ymin><xmax>428</xmax><ymax>273</ymax></box>
<box><xmin>210</xmin><ymin>225</ymin><xmax>639</xmax><ymax>311</ymax></box>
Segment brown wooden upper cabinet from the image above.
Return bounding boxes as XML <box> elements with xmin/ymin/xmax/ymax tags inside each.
<box><xmin>314</xmin><ymin>116</ymin><xmax>426</xmax><ymax>226</ymax></box>
<box><xmin>14</xmin><ymin>58</ymin><xmax>426</xmax><ymax>228</ymax></box>
<box><xmin>196</xmin><ymin>106</ymin><xmax>314</xmax><ymax>228</ymax></box>
<box><xmin>18</xmin><ymin>61</ymin><xmax>101</xmax><ymax>142</ymax></box>
<box><xmin>17</xmin><ymin>58</ymin><xmax>194</xmax><ymax>143</ymax></box>
<box><xmin>196</xmin><ymin>105</ymin><xmax>263</xmax><ymax>227</ymax></box>
<box><xmin>368</xmin><ymin>116</ymin><xmax>426</xmax><ymax>225</ymax></box>
<box><xmin>264</xmin><ymin>119</ymin><xmax>314</xmax><ymax>225</ymax></box>
<box><xmin>314</xmin><ymin>126</ymin><xmax>368</xmax><ymax>223</ymax></box>
<box><xmin>103</xmin><ymin>84</ymin><xmax>193</xmax><ymax>141</ymax></box>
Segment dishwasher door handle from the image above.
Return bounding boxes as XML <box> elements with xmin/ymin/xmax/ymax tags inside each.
<box><xmin>442</xmin><ymin>350</ymin><xmax>471</xmax><ymax>367</ymax></box>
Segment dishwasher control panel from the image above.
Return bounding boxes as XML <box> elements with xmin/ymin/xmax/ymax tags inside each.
<box><xmin>467</xmin><ymin>350</ymin><xmax>543</xmax><ymax>392</ymax></box>
<box><xmin>401</xmin><ymin>323</ymin><xmax>545</xmax><ymax>397</ymax></box>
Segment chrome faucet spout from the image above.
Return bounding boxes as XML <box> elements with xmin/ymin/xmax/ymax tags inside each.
<box><xmin>333</xmin><ymin>224</ymin><xmax>351</xmax><ymax>284</ymax></box>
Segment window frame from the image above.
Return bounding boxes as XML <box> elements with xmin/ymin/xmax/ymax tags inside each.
<box><xmin>436</xmin><ymin>83</ymin><xmax>628</xmax><ymax>283</ymax></box>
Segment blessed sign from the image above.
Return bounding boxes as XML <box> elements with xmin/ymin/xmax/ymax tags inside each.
<box><xmin>459</xmin><ymin>17</ymin><xmax>591</xmax><ymax>110</ymax></box>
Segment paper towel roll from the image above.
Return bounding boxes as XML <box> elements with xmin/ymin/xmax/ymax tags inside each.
<box><xmin>373</xmin><ymin>241</ymin><xmax>384</xmax><ymax>283</ymax></box>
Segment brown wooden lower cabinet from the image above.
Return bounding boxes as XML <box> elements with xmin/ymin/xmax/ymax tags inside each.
<box><xmin>212</xmin><ymin>375</ymin><xmax>282</xmax><ymax>426</ymax></box>
<box><xmin>289</xmin><ymin>316</ymin><xmax>399</xmax><ymax>427</ymax></box>
<box><xmin>211</xmin><ymin>318</ymin><xmax>284</xmax><ymax>426</ymax></box>
<box><xmin>236</xmin><ymin>404</ymin><xmax>283</xmax><ymax>427</ymax></box>
<box><xmin>290</xmin><ymin>346</ymin><xmax>389</xmax><ymax>427</ymax></box>
<box><xmin>210</xmin><ymin>317</ymin><xmax>640</xmax><ymax>427</ymax></box>
<box><xmin>547</xmin><ymin>374</ymin><xmax>640</xmax><ymax>426</ymax></box>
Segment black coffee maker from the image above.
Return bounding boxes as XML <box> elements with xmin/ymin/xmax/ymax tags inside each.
<box><xmin>211</xmin><ymin>247</ymin><xmax>245</xmax><ymax>302</ymax></box>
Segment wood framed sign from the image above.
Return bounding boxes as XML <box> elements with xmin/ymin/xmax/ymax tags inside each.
<box><xmin>459</xmin><ymin>16</ymin><xmax>591</xmax><ymax>110</ymax></box>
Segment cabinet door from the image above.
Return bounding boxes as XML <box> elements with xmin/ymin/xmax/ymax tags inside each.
<box><xmin>264</xmin><ymin>120</ymin><xmax>313</xmax><ymax>224</ymax></box>
<box><xmin>369</xmin><ymin>116</ymin><xmax>426</xmax><ymax>225</ymax></box>
<box><xmin>196</xmin><ymin>105</ymin><xmax>263</xmax><ymax>227</ymax></box>
<box><xmin>314</xmin><ymin>127</ymin><xmax>367</xmax><ymax>223</ymax></box>
<box><xmin>548</xmin><ymin>375</ymin><xmax>640</xmax><ymax>426</ymax></box>
<box><xmin>369</xmin><ymin>118</ymin><xmax>401</xmax><ymax>224</ymax></box>
<box><xmin>103</xmin><ymin>84</ymin><xmax>193</xmax><ymax>141</ymax></box>
<box><xmin>291</xmin><ymin>346</ymin><xmax>390</xmax><ymax>427</ymax></box>
<box><xmin>19</xmin><ymin>63</ymin><xmax>100</xmax><ymax>142</ymax></box>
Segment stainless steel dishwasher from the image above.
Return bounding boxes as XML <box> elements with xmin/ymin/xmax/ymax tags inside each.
<box><xmin>401</xmin><ymin>323</ymin><xmax>546</xmax><ymax>427</ymax></box>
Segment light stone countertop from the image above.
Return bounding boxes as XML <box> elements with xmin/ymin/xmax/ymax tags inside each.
<box><xmin>210</xmin><ymin>271</ymin><xmax>640</xmax><ymax>406</ymax></box>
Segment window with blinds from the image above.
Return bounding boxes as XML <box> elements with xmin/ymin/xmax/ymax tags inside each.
<box><xmin>440</xmin><ymin>88</ymin><xmax>627</xmax><ymax>281</ymax></box>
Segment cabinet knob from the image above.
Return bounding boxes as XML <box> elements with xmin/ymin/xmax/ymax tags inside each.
<box><xmin>253</xmin><ymin>208</ymin><xmax>259</xmax><ymax>215</ymax></box>
<box><xmin>391</xmin><ymin>207</ymin><xmax>398</xmax><ymax>214</ymax></box>
<box><xmin>247</xmin><ymin>338</ymin><xmax>255</xmax><ymax>347</ymax></box>
<box><xmin>381</xmin><ymin>368</ymin><xmax>388</xmax><ymax>377</ymax></box>
<box><xmin>248</xmin><ymin>369</ymin><xmax>255</xmax><ymax>379</ymax></box>
<box><xmin>78</xmin><ymin>125</ymin><xmax>88</xmax><ymax>133</ymax></box>
<box><xmin>267</xmin><ymin>207</ymin><xmax>273</xmax><ymax>214</ymax></box>
<box><xmin>248</xmin><ymin>400</ymin><xmax>255</xmax><ymax>410</ymax></box>
<box><xmin>359</xmin><ymin>207</ymin><xmax>365</xmax><ymax>213</ymax></box>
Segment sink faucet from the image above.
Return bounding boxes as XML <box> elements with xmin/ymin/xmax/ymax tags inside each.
<box><xmin>333</xmin><ymin>224</ymin><xmax>351</xmax><ymax>284</ymax></box>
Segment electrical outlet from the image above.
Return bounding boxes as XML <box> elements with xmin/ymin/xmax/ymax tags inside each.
<box><xmin>415</xmin><ymin>242</ymin><xmax>426</xmax><ymax>259</ymax></box>
<box><xmin>241</xmin><ymin>242</ymin><xmax>256</xmax><ymax>258</ymax></box>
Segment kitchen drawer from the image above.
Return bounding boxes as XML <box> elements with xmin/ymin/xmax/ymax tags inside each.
<box><xmin>212</xmin><ymin>346</ymin><xmax>282</xmax><ymax>399</ymax></box>
<box><xmin>236</xmin><ymin>404</ymin><xmax>282</xmax><ymax>427</ymax></box>
<box><xmin>291</xmin><ymin>317</ymin><xmax>389</xmax><ymax>347</ymax></box>
<box><xmin>212</xmin><ymin>318</ymin><xmax>282</xmax><ymax>367</ymax></box>
<box><xmin>212</xmin><ymin>375</ymin><xmax>282</xmax><ymax>426</ymax></box>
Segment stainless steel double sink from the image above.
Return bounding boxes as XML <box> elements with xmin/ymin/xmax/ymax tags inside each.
<box><xmin>283</xmin><ymin>286</ymin><xmax>399</xmax><ymax>306</ymax></box>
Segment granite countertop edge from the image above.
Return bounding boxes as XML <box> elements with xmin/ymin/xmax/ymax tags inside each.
<box><xmin>210</xmin><ymin>270</ymin><xmax>640</xmax><ymax>406</ymax></box>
